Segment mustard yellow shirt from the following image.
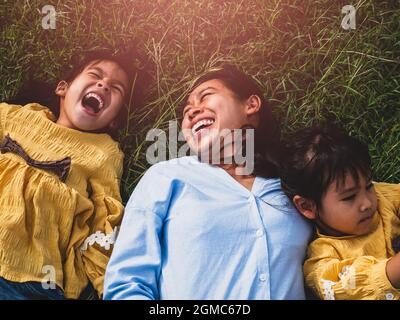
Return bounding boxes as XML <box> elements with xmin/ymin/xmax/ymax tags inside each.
<box><xmin>0</xmin><ymin>102</ymin><xmax>124</xmax><ymax>299</ymax></box>
<box><xmin>304</xmin><ymin>182</ymin><xmax>400</xmax><ymax>300</ymax></box>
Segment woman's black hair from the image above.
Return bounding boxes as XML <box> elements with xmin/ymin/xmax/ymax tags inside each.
<box><xmin>9</xmin><ymin>49</ymin><xmax>142</xmax><ymax>140</ymax></box>
<box><xmin>280</xmin><ymin>124</ymin><xmax>372</xmax><ymax>209</ymax></box>
<box><xmin>186</xmin><ymin>65</ymin><xmax>282</xmax><ymax>179</ymax></box>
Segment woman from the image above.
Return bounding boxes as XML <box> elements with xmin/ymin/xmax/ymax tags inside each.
<box><xmin>104</xmin><ymin>65</ymin><xmax>312</xmax><ymax>300</ymax></box>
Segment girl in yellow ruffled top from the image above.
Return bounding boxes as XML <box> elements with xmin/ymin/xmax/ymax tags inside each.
<box><xmin>281</xmin><ymin>125</ymin><xmax>400</xmax><ymax>300</ymax></box>
<box><xmin>0</xmin><ymin>50</ymin><xmax>134</xmax><ymax>299</ymax></box>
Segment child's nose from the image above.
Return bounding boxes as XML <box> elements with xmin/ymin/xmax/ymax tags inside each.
<box><xmin>360</xmin><ymin>197</ymin><xmax>372</xmax><ymax>211</ymax></box>
<box><xmin>96</xmin><ymin>81</ymin><xmax>110</xmax><ymax>92</ymax></box>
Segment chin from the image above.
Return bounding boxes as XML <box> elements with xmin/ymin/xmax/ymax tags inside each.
<box><xmin>71</xmin><ymin>121</ymin><xmax>99</xmax><ymax>132</ymax></box>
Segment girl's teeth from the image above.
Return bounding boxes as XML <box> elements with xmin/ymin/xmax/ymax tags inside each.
<box><xmin>86</xmin><ymin>93</ymin><xmax>104</xmax><ymax>109</ymax></box>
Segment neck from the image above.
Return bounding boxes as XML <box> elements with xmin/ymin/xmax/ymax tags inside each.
<box><xmin>218</xmin><ymin>163</ymin><xmax>256</xmax><ymax>191</ymax></box>
<box><xmin>315</xmin><ymin>219</ymin><xmax>350</xmax><ymax>237</ymax></box>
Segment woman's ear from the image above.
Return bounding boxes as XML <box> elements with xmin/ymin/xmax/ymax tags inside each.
<box><xmin>55</xmin><ymin>81</ymin><xmax>68</xmax><ymax>97</ymax></box>
<box><xmin>245</xmin><ymin>95</ymin><xmax>261</xmax><ymax>116</ymax></box>
<box><xmin>293</xmin><ymin>195</ymin><xmax>318</xmax><ymax>220</ymax></box>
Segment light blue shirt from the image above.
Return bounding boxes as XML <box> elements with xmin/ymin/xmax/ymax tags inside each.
<box><xmin>104</xmin><ymin>156</ymin><xmax>312</xmax><ymax>300</ymax></box>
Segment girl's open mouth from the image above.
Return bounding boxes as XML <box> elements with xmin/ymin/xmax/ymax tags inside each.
<box><xmin>81</xmin><ymin>92</ymin><xmax>104</xmax><ymax>115</ymax></box>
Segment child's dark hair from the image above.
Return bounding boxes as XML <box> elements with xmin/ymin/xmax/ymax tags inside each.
<box><xmin>280</xmin><ymin>124</ymin><xmax>372</xmax><ymax>209</ymax></box>
<box><xmin>186</xmin><ymin>65</ymin><xmax>282</xmax><ymax>179</ymax></box>
<box><xmin>10</xmin><ymin>49</ymin><xmax>143</xmax><ymax>139</ymax></box>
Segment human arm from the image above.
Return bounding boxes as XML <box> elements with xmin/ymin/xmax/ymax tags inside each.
<box><xmin>103</xmin><ymin>164</ymin><xmax>173</xmax><ymax>300</ymax></box>
<box><xmin>0</xmin><ymin>102</ymin><xmax>19</xmax><ymax>142</ymax></box>
<box><xmin>374</xmin><ymin>182</ymin><xmax>400</xmax><ymax>217</ymax></box>
<box><xmin>79</xmin><ymin>151</ymin><xmax>125</xmax><ymax>298</ymax></box>
<box><xmin>304</xmin><ymin>242</ymin><xmax>400</xmax><ymax>300</ymax></box>
<box><xmin>386</xmin><ymin>253</ymin><xmax>400</xmax><ymax>289</ymax></box>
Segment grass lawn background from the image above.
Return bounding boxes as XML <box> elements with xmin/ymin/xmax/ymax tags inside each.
<box><xmin>0</xmin><ymin>0</ymin><xmax>399</xmax><ymax>203</ymax></box>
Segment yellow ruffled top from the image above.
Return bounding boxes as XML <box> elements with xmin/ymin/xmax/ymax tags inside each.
<box><xmin>304</xmin><ymin>182</ymin><xmax>400</xmax><ymax>300</ymax></box>
<box><xmin>0</xmin><ymin>102</ymin><xmax>124</xmax><ymax>299</ymax></box>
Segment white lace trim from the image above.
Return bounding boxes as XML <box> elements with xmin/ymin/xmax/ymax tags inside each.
<box><xmin>321</xmin><ymin>279</ymin><xmax>336</xmax><ymax>300</ymax></box>
<box><xmin>338</xmin><ymin>265</ymin><xmax>356</xmax><ymax>289</ymax></box>
<box><xmin>80</xmin><ymin>226</ymin><xmax>119</xmax><ymax>252</ymax></box>
<box><xmin>338</xmin><ymin>265</ymin><xmax>351</xmax><ymax>279</ymax></box>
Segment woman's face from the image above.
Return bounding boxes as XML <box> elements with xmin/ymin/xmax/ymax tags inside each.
<box><xmin>181</xmin><ymin>79</ymin><xmax>259</xmax><ymax>157</ymax></box>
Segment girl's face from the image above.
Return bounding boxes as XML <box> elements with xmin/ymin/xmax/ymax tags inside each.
<box><xmin>56</xmin><ymin>60</ymin><xmax>129</xmax><ymax>132</ymax></box>
<box><xmin>181</xmin><ymin>79</ymin><xmax>259</xmax><ymax>156</ymax></box>
<box><xmin>317</xmin><ymin>172</ymin><xmax>378</xmax><ymax>236</ymax></box>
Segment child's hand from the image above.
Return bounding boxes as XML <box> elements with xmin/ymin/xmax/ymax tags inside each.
<box><xmin>386</xmin><ymin>253</ymin><xmax>400</xmax><ymax>289</ymax></box>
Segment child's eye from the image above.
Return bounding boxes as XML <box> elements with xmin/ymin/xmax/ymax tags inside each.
<box><xmin>342</xmin><ymin>194</ymin><xmax>356</xmax><ymax>201</ymax></box>
<box><xmin>112</xmin><ymin>85</ymin><xmax>123</xmax><ymax>95</ymax></box>
<box><xmin>366</xmin><ymin>183</ymin><xmax>374</xmax><ymax>190</ymax></box>
<box><xmin>88</xmin><ymin>72</ymin><xmax>101</xmax><ymax>78</ymax></box>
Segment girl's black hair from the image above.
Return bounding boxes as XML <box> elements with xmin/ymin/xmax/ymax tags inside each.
<box><xmin>186</xmin><ymin>65</ymin><xmax>281</xmax><ymax>179</ymax></box>
<box><xmin>9</xmin><ymin>49</ymin><xmax>143</xmax><ymax>140</ymax></box>
<box><xmin>280</xmin><ymin>124</ymin><xmax>372</xmax><ymax>209</ymax></box>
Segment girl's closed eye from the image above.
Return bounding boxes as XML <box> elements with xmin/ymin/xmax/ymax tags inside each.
<box><xmin>112</xmin><ymin>84</ymin><xmax>123</xmax><ymax>95</ymax></box>
<box><xmin>88</xmin><ymin>71</ymin><xmax>101</xmax><ymax>79</ymax></box>
<box><xmin>342</xmin><ymin>193</ymin><xmax>356</xmax><ymax>201</ymax></box>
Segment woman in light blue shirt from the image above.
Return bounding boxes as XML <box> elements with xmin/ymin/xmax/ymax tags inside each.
<box><xmin>104</xmin><ymin>66</ymin><xmax>312</xmax><ymax>300</ymax></box>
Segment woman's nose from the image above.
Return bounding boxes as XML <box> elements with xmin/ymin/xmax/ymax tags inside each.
<box><xmin>188</xmin><ymin>107</ymin><xmax>203</xmax><ymax>121</ymax></box>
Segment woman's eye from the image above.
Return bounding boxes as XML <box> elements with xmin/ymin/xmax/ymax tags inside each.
<box><xmin>200</xmin><ymin>92</ymin><xmax>211</xmax><ymax>101</ymax></box>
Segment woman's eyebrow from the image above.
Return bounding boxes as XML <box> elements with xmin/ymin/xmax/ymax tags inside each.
<box><xmin>185</xmin><ymin>86</ymin><xmax>215</xmax><ymax>106</ymax></box>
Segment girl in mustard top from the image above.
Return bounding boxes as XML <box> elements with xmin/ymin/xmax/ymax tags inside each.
<box><xmin>281</xmin><ymin>125</ymin><xmax>400</xmax><ymax>300</ymax></box>
<box><xmin>0</xmin><ymin>50</ymin><xmax>135</xmax><ymax>299</ymax></box>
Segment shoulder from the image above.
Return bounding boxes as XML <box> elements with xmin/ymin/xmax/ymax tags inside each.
<box><xmin>130</xmin><ymin>156</ymin><xmax>203</xmax><ymax>199</ymax></box>
<box><xmin>94</xmin><ymin>137</ymin><xmax>124</xmax><ymax>175</ymax></box>
<box><xmin>307</xmin><ymin>236</ymin><xmax>343</xmax><ymax>260</ymax></box>
<box><xmin>256</xmin><ymin>177</ymin><xmax>296</xmax><ymax>211</ymax></box>
<box><xmin>1</xmin><ymin>102</ymin><xmax>56</xmax><ymax>122</ymax></box>
<box><xmin>0</xmin><ymin>102</ymin><xmax>22</xmax><ymax>116</ymax></box>
<box><xmin>374</xmin><ymin>182</ymin><xmax>400</xmax><ymax>213</ymax></box>
<box><xmin>374</xmin><ymin>182</ymin><xmax>400</xmax><ymax>198</ymax></box>
<box><xmin>143</xmin><ymin>156</ymin><xmax>201</xmax><ymax>179</ymax></box>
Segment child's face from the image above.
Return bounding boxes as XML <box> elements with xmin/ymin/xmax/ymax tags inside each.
<box><xmin>181</xmin><ymin>79</ymin><xmax>260</xmax><ymax>156</ymax></box>
<box><xmin>56</xmin><ymin>59</ymin><xmax>129</xmax><ymax>132</ymax></box>
<box><xmin>318</xmin><ymin>171</ymin><xmax>378</xmax><ymax>236</ymax></box>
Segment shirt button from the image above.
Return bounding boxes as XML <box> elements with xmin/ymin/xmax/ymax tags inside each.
<box><xmin>259</xmin><ymin>273</ymin><xmax>267</xmax><ymax>282</ymax></box>
<box><xmin>256</xmin><ymin>229</ymin><xmax>264</xmax><ymax>237</ymax></box>
<box><xmin>386</xmin><ymin>292</ymin><xmax>394</xmax><ymax>300</ymax></box>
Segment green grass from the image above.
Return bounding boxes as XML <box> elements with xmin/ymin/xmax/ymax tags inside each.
<box><xmin>1</xmin><ymin>0</ymin><xmax>399</xmax><ymax>203</ymax></box>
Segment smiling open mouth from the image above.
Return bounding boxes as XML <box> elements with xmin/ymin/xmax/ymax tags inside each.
<box><xmin>82</xmin><ymin>92</ymin><xmax>104</xmax><ymax>114</ymax></box>
<box><xmin>192</xmin><ymin>119</ymin><xmax>215</xmax><ymax>135</ymax></box>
